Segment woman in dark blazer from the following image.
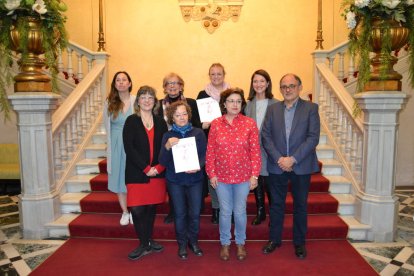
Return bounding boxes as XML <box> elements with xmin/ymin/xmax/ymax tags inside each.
<box><xmin>157</xmin><ymin>72</ymin><xmax>201</xmax><ymax>224</ymax></box>
<box><xmin>123</xmin><ymin>85</ymin><xmax>168</xmax><ymax>261</ymax></box>
<box><xmin>159</xmin><ymin>101</ymin><xmax>207</xmax><ymax>260</ymax></box>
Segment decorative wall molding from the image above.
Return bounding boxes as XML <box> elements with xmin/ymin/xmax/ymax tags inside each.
<box><xmin>178</xmin><ymin>0</ymin><xmax>244</xmax><ymax>33</ymax></box>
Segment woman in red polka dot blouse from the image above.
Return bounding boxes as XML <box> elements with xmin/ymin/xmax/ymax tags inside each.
<box><xmin>206</xmin><ymin>87</ymin><xmax>261</xmax><ymax>261</ymax></box>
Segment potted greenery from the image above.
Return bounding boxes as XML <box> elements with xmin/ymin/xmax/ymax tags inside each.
<box><xmin>342</xmin><ymin>0</ymin><xmax>414</xmax><ymax>92</ymax></box>
<box><xmin>0</xmin><ymin>0</ymin><xmax>68</xmax><ymax>120</ymax></box>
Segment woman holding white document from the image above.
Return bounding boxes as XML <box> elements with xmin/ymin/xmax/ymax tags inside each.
<box><xmin>159</xmin><ymin>101</ymin><xmax>207</xmax><ymax>260</ymax></box>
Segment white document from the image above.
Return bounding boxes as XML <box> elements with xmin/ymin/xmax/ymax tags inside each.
<box><xmin>196</xmin><ymin>97</ymin><xmax>222</xmax><ymax>123</ymax></box>
<box><xmin>172</xmin><ymin>137</ymin><xmax>200</xmax><ymax>173</ymax></box>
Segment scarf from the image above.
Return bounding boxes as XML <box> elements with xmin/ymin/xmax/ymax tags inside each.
<box><xmin>171</xmin><ymin>123</ymin><xmax>193</xmax><ymax>138</ymax></box>
<box><xmin>204</xmin><ymin>82</ymin><xmax>231</xmax><ymax>101</ymax></box>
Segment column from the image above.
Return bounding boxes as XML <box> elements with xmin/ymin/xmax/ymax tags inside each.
<box><xmin>354</xmin><ymin>91</ymin><xmax>409</xmax><ymax>242</ymax></box>
<box><xmin>8</xmin><ymin>92</ymin><xmax>61</xmax><ymax>239</ymax></box>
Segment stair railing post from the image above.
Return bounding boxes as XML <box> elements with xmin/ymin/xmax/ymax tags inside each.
<box><xmin>8</xmin><ymin>92</ymin><xmax>61</xmax><ymax>239</ymax></box>
<box><xmin>354</xmin><ymin>91</ymin><xmax>410</xmax><ymax>242</ymax></box>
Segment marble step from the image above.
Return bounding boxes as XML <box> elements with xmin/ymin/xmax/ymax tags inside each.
<box><xmin>65</xmin><ymin>174</ymin><xmax>96</xmax><ymax>193</ymax></box>
<box><xmin>319</xmin><ymin>158</ymin><xmax>343</xmax><ymax>176</ymax></box>
<box><xmin>75</xmin><ymin>158</ymin><xmax>104</xmax><ymax>175</ymax></box>
<box><xmin>92</xmin><ymin>132</ymin><xmax>106</xmax><ymax>144</ymax></box>
<box><xmin>340</xmin><ymin>215</ymin><xmax>371</xmax><ymax>241</ymax></box>
<box><xmin>45</xmin><ymin>213</ymin><xmax>78</xmax><ymax>238</ymax></box>
<box><xmin>319</xmin><ymin>132</ymin><xmax>327</xmax><ymax>145</ymax></box>
<box><xmin>332</xmin><ymin>194</ymin><xmax>355</xmax><ymax>215</ymax></box>
<box><xmin>316</xmin><ymin>144</ymin><xmax>335</xmax><ymax>159</ymax></box>
<box><xmin>325</xmin><ymin>175</ymin><xmax>352</xmax><ymax>194</ymax></box>
<box><xmin>85</xmin><ymin>143</ymin><xmax>106</xmax><ymax>159</ymax></box>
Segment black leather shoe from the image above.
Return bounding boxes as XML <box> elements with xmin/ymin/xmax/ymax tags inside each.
<box><xmin>178</xmin><ymin>245</ymin><xmax>188</xmax><ymax>259</ymax></box>
<box><xmin>188</xmin><ymin>242</ymin><xmax>203</xmax><ymax>256</ymax></box>
<box><xmin>262</xmin><ymin>241</ymin><xmax>281</xmax><ymax>254</ymax></box>
<box><xmin>294</xmin><ymin>245</ymin><xmax>307</xmax><ymax>259</ymax></box>
<box><xmin>128</xmin><ymin>244</ymin><xmax>152</xmax><ymax>261</ymax></box>
<box><xmin>149</xmin><ymin>239</ymin><xmax>164</xmax><ymax>253</ymax></box>
<box><xmin>164</xmin><ymin>212</ymin><xmax>174</xmax><ymax>224</ymax></box>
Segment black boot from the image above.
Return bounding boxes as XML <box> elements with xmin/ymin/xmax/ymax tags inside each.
<box><xmin>252</xmin><ymin>177</ymin><xmax>266</xmax><ymax>225</ymax></box>
<box><xmin>211</xmin><ymin>208</ymin><xmax>219</xmax><ymax>224</ymax></box>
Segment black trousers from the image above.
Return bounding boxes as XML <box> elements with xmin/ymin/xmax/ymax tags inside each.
<box><xmin>267</xmin><ymin>172</ymin><xmax>311</xmax><ymax>246</ymax></box>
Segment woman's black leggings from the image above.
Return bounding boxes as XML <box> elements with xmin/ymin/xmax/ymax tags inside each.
<box><xmin>130</xmin><ymin>204</ymin><xmax>157</xmax><ymax>246</ymax></box>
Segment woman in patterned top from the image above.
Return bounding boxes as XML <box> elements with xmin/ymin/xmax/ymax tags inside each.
<box><xmin>206</xmin><ymin>88</ymin><xmax>261</xmax><ymax>261</ymax></box>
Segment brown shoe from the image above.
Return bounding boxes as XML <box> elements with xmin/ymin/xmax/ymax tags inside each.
<box><xmin>220</xmin><ymin>245</ymin><xmax>230</xmax><ymax>261</ymax></box>
<box><xmin>236</xmin><ymin>244</ymin><xmax>247</xmax><ymax>261</ymax></box>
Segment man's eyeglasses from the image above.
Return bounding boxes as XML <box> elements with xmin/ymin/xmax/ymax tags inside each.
<box><xmin>280</xmin><ymin>84</ymin><xmax>298</xmax><ymax>91</ymax></box>
<box><xmin>166</xmin><ymin>81</ymin><xmax>180</xmax><ymax>86</ymax></box>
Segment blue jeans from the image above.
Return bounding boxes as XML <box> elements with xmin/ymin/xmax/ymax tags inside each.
<box><xmin>167</xmin><ymin>181</ymin><xmax>203</xmax><ymax>246</ymax></box>
<box><xmin>216</xmin><ymin>181</ymin><xmax>250</xmax><ymax>245</ymax></box>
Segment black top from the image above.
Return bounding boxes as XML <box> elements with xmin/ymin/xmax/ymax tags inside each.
<box><xmin>123</xmin><ymin>114</ymin><xmax>168</xmax><ymax>184</ymax></box>
<box><xmin>157</xmin><ymin>97</ymin><xmax>202</xmax><ymax>129</ymax></box>
<box><xmin>196</xmin><ymin>90</ymin><xmax>212</xmax><ymax>139</ymax></box>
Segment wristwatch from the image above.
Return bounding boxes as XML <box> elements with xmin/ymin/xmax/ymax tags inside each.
<box><xmin>252</xmin><ymin>176</ymin><xmax>258</xmax><ymax>180</ymax></box>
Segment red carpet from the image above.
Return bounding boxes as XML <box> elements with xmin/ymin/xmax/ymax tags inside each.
<box><xmin>31</xmin><ymin>239</ymin><xmax>377</xmax><ymax>276</ymax></box>
<box><xmin>70</xmin><ymin>159</ymin><xmax>347</xmax><ymax>240</ymax></box>
<box><xmin>33</xmin><ymin>159</ymin><xmax>377</xmax><ymax>274</ymax></box>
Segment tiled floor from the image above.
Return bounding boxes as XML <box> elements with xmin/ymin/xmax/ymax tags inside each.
<box><xmin>1</xmin><ymin>191</ymin><xmax>414</xmax><ymax>275</ymax></box>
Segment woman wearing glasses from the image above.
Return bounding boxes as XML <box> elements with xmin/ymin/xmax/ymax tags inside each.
<box><xmin>196</xmin><ymin>63</ymin><xmax>231</xmax><ymax>224</ymax></box>
<box><xmin>123</xmin><ymin>86</ymin><xmax>168</xmax><ymax>261</ymax></box>
<box><xmin>159</xmin><ymin>101</ymin><xmax>207</xmax><ymax>260</ymax></box>
<box><xmin>104</xmin><ymin>71</ymin><xmax>136</xmax><ymax>226</ymax></box>
<box><xmin>158</xmin><ymin>72</ymin><xmax>201</xmax><ymax>224</ymax></box>
<box><xmin>245</xmin><ymin>69</ymin><xmax>278</xmax><ymax>225</ymax></box>
<box><xmin>206</xmin><ymin>88</ymin><xmax>261</xmax><ymax>261</ymax></box>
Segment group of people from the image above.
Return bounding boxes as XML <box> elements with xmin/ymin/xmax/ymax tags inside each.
<box><xmin>104</xmin><ymin>64</ymin><xmax>320</xmax><ymax>262</ymax></box>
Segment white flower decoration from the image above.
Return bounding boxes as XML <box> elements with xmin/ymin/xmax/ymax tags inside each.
<box><xmin>5</xmin><ymin>0</ymin><xmax>21</xmax><ymax>15</ymax></box>
<box><xmin>382</xmin><ymin>0</ymin><xmax>401</xmax><ymax>9</ymax></box>
<box><xmin>354</xmin><ymin>0</ymin><xmax>371</xmax><ymax>8</ymax></box>
<box><xmin>346</xmin><ymin>11</ymin><xmax>357</xmax><ymax>29</ymax></box>
<box><xmin>32</xmin><ymin>0</ymin><xmax>47</xmax><ymax>15</ymax></box>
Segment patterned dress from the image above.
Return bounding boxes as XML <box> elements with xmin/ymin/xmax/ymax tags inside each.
<box><xmin>108</xmin><ymin>105</ymin><xmax>132</xmax><ymax>193</ymax></box>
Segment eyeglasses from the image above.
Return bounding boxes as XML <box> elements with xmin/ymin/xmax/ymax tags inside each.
<box><xmin>226</xmin><ymin>100</ymin><xmax>242</xmax><ymax>105</ymax></box>
<box><xmin>139</xmin><ymin>96</ymin><xmax>155</xmax><ymax>101</ymax></box>
<box><xmin>166</xmin><ymin>81</ymin><xmax>180</xmax><ymax>86</ymax></box>
<box><xmin>174</xmin><ymin>113</ymin><xmax>188</xmax><ymax>118</ymax></box>
<box><xmin>280</xmin><ymin>84</ymin><xmax>298</xmax><ymax>91</ymax></box>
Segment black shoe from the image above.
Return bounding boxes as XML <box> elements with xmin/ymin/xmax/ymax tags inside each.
<box><xmin>128</xmin><ymin>244</ymin><xmax>152</xmax><ymax>261</ymax></box>
<box><xmin>164</xmin><ymin>212</ymin><xmax>174</xmax><ymax>224</ymax></box>
<box><xmin>149</xmin><ymin>239</ymin><xmax>164</xmax><ymax>253</ymax></box>
<box><xmin>294</xmin><ymin>245</ymin><xmax>307</xmax><ymax>259</ymax></box>
<box><xmin>262</xmin><ymin>241</ymin><xmax>281</xmax><ymax>254</ymax></box>
<box><xmin>211</xmin><ymin>208</ymin><xmax>219</xmax><ymax>224</ymax></box>
<box><xmin>178</xmin><ymin>245</ymin><xmax>188</xmax><ymax>259</ymax></box>
<box><xmin>188</xmin><ymin>242</ymin><xmax>203</xmax><ymax>256</ymax></box>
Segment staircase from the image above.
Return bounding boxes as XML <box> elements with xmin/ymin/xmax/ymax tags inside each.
<box><xmin>45</xmin><ymin>122</ymin><xmax>369</xmax><ymax>241</ymax></box>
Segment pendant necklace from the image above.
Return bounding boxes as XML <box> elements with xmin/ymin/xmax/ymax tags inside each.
<box><xmin>141</xmin><ymin>115</ymin><xmax>153</xmax><ymax>128</ymax></box>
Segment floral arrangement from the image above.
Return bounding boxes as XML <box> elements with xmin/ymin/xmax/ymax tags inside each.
<box><xmin>342</xmin><ymin>0</ymin><xmax>414</xmax><ymax>92</ymax></box>
<box><xmin>0</xmin><ymin>0</ymin><xmax>68</xmax><ymax>120</ymax></box>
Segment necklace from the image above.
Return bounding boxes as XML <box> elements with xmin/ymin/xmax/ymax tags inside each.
<box><xmin>141</xmin><ymin>115</ymin><xmax>153</xmax><ymax>129</ymax></box>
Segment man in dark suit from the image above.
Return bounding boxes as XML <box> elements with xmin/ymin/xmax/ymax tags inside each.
<box><xmin>261</xmin><ymin>73</ymin><xmax>320</xmax><ymax>259</ymax></box>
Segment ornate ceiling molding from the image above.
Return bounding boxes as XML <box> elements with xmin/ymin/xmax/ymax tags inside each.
<box><xmin>178</xmin><ymin>0</ymin><xmax>244</xmax><ymax>34</ymax></box>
